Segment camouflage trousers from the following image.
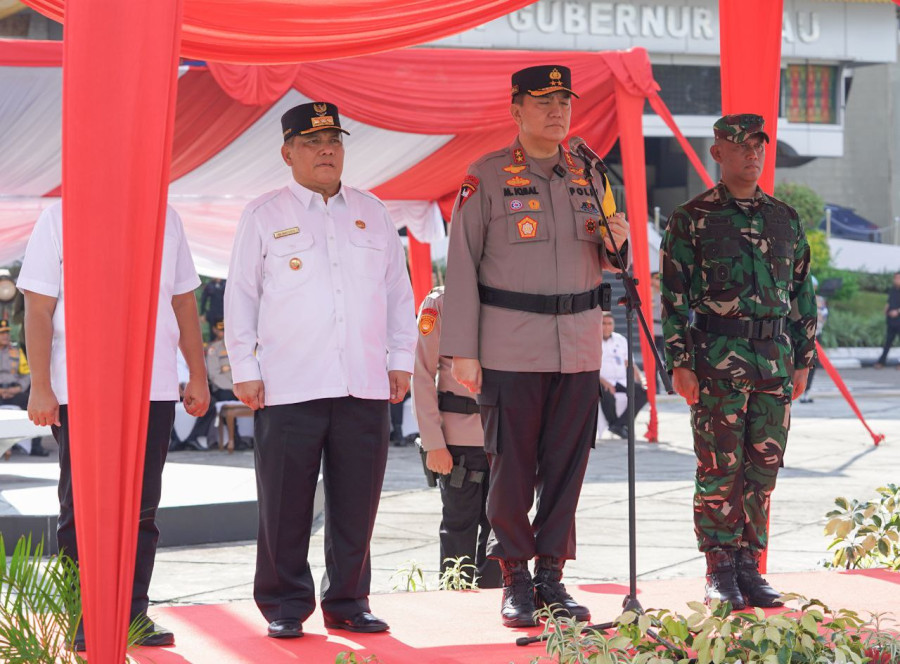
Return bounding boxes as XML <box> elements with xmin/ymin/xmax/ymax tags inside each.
<box><xmin>690</xmin><ymin>375</ymin><xmax>792</xmax><ymax>552</ymax></box>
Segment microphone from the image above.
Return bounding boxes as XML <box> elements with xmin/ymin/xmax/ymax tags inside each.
<box><xmin>568</xmin><ymin>136</ymin><xmax>608</xmax><ymax>174</ymax></box>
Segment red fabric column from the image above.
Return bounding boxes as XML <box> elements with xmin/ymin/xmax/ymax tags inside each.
<box><xmin>614</xmin><ymin>80</ymin><xmax>657</xmax><ymax>442</ymax></box>
<box><xmin>62</xmin><ymin>1</ymin><xmax>183</xmax><ymax>660</ymax></box>
<box><xmin>407</xmin><ymin>230</ymin><xmax>433</xmax><ymax>310</ymax></box>
<box><xmin>720</xmin><ymin>0</ymin><xmax>783</xmax><ymax>571</ymax></box>
<box><xmin>719</xmin><ymin>0</ymin><xmax>783</xmax><ymax>194</ymax></box>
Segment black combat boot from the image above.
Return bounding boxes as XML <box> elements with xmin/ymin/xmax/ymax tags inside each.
<box><xmin>533</xmin><ymin>556</ymin><xmax>591</xmax><ymax>622</ymax></box>
<box><xmin>734</xmin><ymin>548</ymin><xmax>784</xmax><ymax>607</ymax></box>
<box><xmin>704</xmin><ymin>549</ymin><xmax>746</xmax><ymax>611</ymax></box>
<box><xmin>498</xmin><ymin>560</ymin><xmax>538</xmax><ymax>628</ymax></box>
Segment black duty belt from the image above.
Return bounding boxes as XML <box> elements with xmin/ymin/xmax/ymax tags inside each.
<box><xmin>693</xmin><ymin>313</ymin><xmax>786</xmax><ymax>340</ymax></box>
<box><xmin>478</xmin><ymin>283</ymin><xmax>611</xmax><ymax>315</ymax></box>
<box><xmin>438</xmin><ymin>391</ymin><xmax>480</xmax><ymax>415</ymax></box>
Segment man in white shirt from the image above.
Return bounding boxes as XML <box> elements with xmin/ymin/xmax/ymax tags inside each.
<box><xmin>225</xmin><ymin>102</ymin><xmax>416</xmax><ymax>639</ymax></box>
<box><xmin>599</xmin><ymin>312</ymin><xmax>647</xmax><ymax>439</ymax></box>
<box><xmin>18</xmin><ymin>201</ymin><xmax>210</xmax><ymax>651</ymax></box>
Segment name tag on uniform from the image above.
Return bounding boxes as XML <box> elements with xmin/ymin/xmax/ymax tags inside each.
<box><xmin>273</xmin><ymin>227</ymin><xmax>300</xmax><ymax>239</ymax></box>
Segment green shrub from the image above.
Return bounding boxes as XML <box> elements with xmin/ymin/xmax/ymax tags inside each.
<box><xmin>824</xmin><ymin>485</ymin><xmax>900</xmax><ymax>571</ymax></box>
<box><xmin>806</xmin><ymin>229</ymin><xmax>831</xmax><ymax>275</ymax></box>
<box><xmin>534</xmin><ymin>596</ymin><xmax>899</xmax><ymax>664</ymax></box>
<box><xmin>775</xmin><ymin>182</ymin><xmax>825</xmax><ymax>232</ymax></box>
<box><xmin>856</xmin><ymin>272</ymin><xmax>897</xmax><ymax>294</ymax></box>
<box><xmin>819</xmin><ymin>309</ymin><xmax>884</xmax><ymax>347</ymax></box>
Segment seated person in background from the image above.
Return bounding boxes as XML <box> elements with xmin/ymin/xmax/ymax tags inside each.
<box><xmin>412</xmin><ymin>286</ymin><xmax>502</xmax><ymax>589</ymax></box>
<box><xmin>599</xmin><ymin>312</ymin><xmax>647</xmax><ymax>439</ymax></box>
<box><xmin>0</xmin><ymin>318</ymin><xmax>48</xmax><ymax>456</ymax></box>
<box><xmin>206</xmin><ymin>320</ymin><xmax>236</xmax><ymax>401</ymax></box>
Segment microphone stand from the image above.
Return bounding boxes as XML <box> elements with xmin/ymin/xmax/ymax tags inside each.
<box><xmin>516</xmin><ymin>152</ymin><xmax>674</xmax><ymax>648</ymax></box>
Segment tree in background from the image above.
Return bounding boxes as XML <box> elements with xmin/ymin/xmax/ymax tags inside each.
<box><xmin>775</xmin><ymin>182</ymin><xmax>825</xmax><ymax>232</ymax></box>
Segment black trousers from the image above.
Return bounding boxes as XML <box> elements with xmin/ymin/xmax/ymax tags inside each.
<box><xmin>54</xmin><ymin>401</ymin><xmax>174</xmax><ymax>618</ymax></box>
<box><xmin>253</xmin><ymin>397</ymin><xmax>389</xmax><ymax>623</ymax></box>
<box><xmin>478</xmin><ymin>369</ymin><xmax>598</xmax><ymax>562</ymax></box>
<box><xmin>877</xmin><ymin>324</ymin><xmax>900</xmax><ymax>365</ymax></box>
<box><xmin>439</xmin><ymin>445</ymin><xmax>502</xmax><ymax>588</ymax></box>
<box><xmin>599</xmin><ymin>382</ymin><xmax>648</xmax><ymax>429</ymax></box>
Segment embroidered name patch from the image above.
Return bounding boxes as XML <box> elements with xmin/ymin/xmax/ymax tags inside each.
<box><xmin>273</xmin><ymin>227</ymin><xmax>300</xmax><ymax>239</ymax></box>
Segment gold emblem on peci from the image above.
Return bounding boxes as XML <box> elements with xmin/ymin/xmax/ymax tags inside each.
<box><xmin>549</xmin><ymin>68</ymin><xmax>562</xmax><ymax>86</ymax></box>
<box><xmin>313</xmin><ymin>103</ymin><xmax>328</xmax><ymax>116</ymax></box>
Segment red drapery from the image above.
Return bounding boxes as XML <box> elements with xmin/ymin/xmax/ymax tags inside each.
<box><xmin>23</xmin><ymin>0</ymin><xmax>536</xmax><ymax>63</ymax></box>
<box><xmin>0</xmin><ymin>36</ymin><xmax>62</xmax><ymax>65</ymax></box>
<box><xmin>719</xmin><ymin>0</ymin><xmax>783</xmax><ymax>194</ymax></box>
<box><xmin>61</xmin><ymin>0</ymin><xmax>184</xmax><ymax>661</ymax></box>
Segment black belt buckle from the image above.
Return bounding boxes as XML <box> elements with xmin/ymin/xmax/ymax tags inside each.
<box><xmin>557</xmin><ymin>293</ymin><xmax>574</xmax><ymax>315</ymax></box>
<box><xmin>600</xmin><ymin>283</ymin><xmax>611</xmax><ymax>311</ymax></box>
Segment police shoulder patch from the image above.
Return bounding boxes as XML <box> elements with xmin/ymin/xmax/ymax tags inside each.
<box><xmin>457</xmin><ymin>175</ymin><xmax>479</xmax><ymax>210</ymax></box>
<box><xmin>418</xmin><ymin>307</ymin><xmax>439</xmax><ymax>335</ymax></box>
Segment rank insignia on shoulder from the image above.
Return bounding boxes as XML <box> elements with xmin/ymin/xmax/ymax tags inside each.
<box><xmin>289</xmin><ymin>257</ymin><xmax>302</xmax><ymax>270</ymax></box>
<box><xmin>564</xmin><ymin>150</ymin><xmax>578</xmax><ymax>170</ymax></box>
<box><xmin>528</xmin><ymin>199</ymin><xmax>541</xmax><ymax>211</ymax></box>
<box><xmin>581</xmin><ymin>201</ymin><xmax>599</xmax><ymax>214</ymax></box>
<box><xmin>508</xmin><ymin>199</ymin><xmax>524</xmax><ymax>212</ymax></box>
<box><xmin>503</xmin><ymin>164</ymin><xmax>527</xmax><ymax>174</ymax></box>
<box><xmin>513</xmin><ymin>148</ymin><xmax>526</xmax><ymax>164</ymax></box>
<box><xmin>517</xmin><ymin>216</ymin><xmax>538</xmax><ymax>239</ymax></box>
<box><xmin>570</xmin><ymin>177</ymin><xmax>589</xmax><ymax>186</ymax></box>
<box><xmin>506</xmin><ymin>176</ymin><xmax>531</xmax><ymax>187</ymax></box>
<box><xmin>458</xmin><ymin>174</ymin><xmax>479</xmax><ymax>210</ymax></box>
<box><xmin>273</xmin><ymin>226</ymin><xmax>300</xmax><ymax>239</ymax></box>
<box><xmin>418</xmin><ymin>308</ymin><xmax>438</xmax><ymax>335</ymax></box>
<box><xmin>355</xmin><ymin>219</ymin><xmax>366</xmax><ymax>229</ymax></box>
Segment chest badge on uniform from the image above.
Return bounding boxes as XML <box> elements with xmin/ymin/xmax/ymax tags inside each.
<box><xmin>581</xmin><ymin>201</ymin><xmax>599</xmax><ymax>214</ymax></box>
<box><xmin>418</xmin><ymin>308</ymin><xmax>438</xmax><ymax>336</ymax></box>
<box><xmin>289</xmin><ymin>257</ymin><xmax>303</xmax><ymax>270</ymax></box>
<box><xmin>528</xmin><ymin>199</ymin><xmax>541</xmax><ymax>211</ymax></box>
<box><xmin>503</xmin><ymin>164</ymin><xmax>527</xmax><ymax>174</ymax></box>
<box><xmin>506</xmin><ymin>176</ymin><xmax>531</xmax><ymax>187</ymax></box>
<box><xmin>585</xmin><ymin>218</ymin><xmax>597</xmax><ymax>234</ymax></box>
<box><xmin>513</xmin><ymin>148</ymin><xmax>526</xmax><ymax>165</ymax></box>
<box><xmin>516</xmin><ymin>216</ymin><xmax>538</xmax><ymax>239</ymax></box>
<box><xmin>273</xmin><ymin>226</ymin><xmax>300</xmax><ymax>239</ymax></box>
<box><xmin>570</xmin><ymin>177</ymin><xmax>589</xmax><ymax>186</ymax></box>
<box><xmin>508</xmin><ymin>199</ymin><xmax>524</xmax><ymax>212</ymax></box>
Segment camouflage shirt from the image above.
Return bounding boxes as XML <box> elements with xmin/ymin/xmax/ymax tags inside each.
<box><xmin>660</xmin><ymin>182</ymin><xmax>816</xmax><ymax>381</ymax></box>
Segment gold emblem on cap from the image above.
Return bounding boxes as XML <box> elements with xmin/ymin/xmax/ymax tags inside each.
<box><xmin>355</xmin><ymin>220</ymin><xmax>366</xmax><ymax>229</ymax></box>
<box><xmin>549</xmin><ymin>68</ymin><xmax>563</xmax><ymax>87</ymax></box>
<box><xmin>311</xmin><ymin>116</ymin><xmax>335</xmax><ymax>128</ymax></box>
<box><xmin>289</xmin><ymin>257</ymin><xmax>302</xmax><ymax>270</ymax></box>
<box><xmin>313</xmin><ymin>103</ymin><xmax>328</xmax><ymax>116</ymax></box>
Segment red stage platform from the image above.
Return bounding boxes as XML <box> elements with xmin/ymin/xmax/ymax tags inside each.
<box><xmin>127</xmin><ymin>571</ymin><xmax>899</xmax><ymax>664</ymax></box>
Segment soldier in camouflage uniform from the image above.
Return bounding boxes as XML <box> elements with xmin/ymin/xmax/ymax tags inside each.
<box><xmin>660</xmin><ymin>114</ymin><xmax>816</xmax><ymax>610</ymax></box>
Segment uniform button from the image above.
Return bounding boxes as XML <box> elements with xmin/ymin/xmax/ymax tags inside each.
<box><xmin>336</xmin><ymin>289</ymin><xmax>342</xmax><ymax>294</ymax></box>
<box><xmin>332</xmin><ymin>262</ymin><xmax>338</xmax><ymax>267</ymax></box>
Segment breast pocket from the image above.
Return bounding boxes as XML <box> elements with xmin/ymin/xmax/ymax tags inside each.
<box><xmin>348</xmin><ymin>230</ymin><xmax>388</xmax><ymax>277</ymax></box>
<box><xmin>265</xmin><ymin>233</ymin><xmax>315</xmax><ymax>290</ymax></box>
<box><xmin>700</xmin><ymin>236</ymin><xmax>742</xmax><ymax>292</ymax></box>
<box><xmin>506</xmin><ymin>212</ymin><xmax>548</xmax><ymax>245</ymax></box>
<box><xmin>768</xmin><ymin>240</ymin><xmax>794</xmax><ymax>290</ymax></box>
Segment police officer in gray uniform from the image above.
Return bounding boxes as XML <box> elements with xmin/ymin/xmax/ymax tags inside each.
<box><xmin>441</xmin><ymin>65</ymin><xmax>630</xmax><ymax>628</ymax></box>
<box><xmin>412</xmin><ymin>286</ymin><xmax>502</xmax><ymax>589</ymax></box>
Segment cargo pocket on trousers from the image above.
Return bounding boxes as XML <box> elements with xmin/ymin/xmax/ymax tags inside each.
<box><xmin>476</xmin><ymin>380</ymin><xmax>501</xmax><ymax>455</ymax></box>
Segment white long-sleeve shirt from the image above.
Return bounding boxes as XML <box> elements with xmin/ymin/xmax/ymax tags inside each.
<box><xmin>225</xmin><ymin>180</ymin><xmax>416</xmax><ymax>406</ymax></box>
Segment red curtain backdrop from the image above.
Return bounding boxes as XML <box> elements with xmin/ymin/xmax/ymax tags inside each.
<box><xmin>719</xmin><ymin>0</ymin><xmax>783</xmax><ymax>194</ymax></box>
<box><xmin>0</xmin><ymin>36</ymin><xmax>62</xmax><ymax>65</ymax></box>
<box><xmin>23</xmin><ymin>0</ymin><xmax>536</xmax><ymax>63</ymax></box>
<box><xmin>61</xmin><ymin>0</ymin><xmax>184</xmax><ymax>662</ymax></box>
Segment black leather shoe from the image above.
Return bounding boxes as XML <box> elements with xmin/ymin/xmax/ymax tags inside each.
<box><xmin>134</xmin><ymin>619</ymin><xmax>175</xmax><ymax>647</ymax></box>
<box><xmin>324</xmin><ymin>612</ymin><xmax>389</xmax><ymax>633</ymax></box>
<box><xmin>72</xmin><ymin>622</ymin><xmax>86</xmax><ymax>652</ymax></box>
<box><xmin>30</xmin><ymin>443</ymin><xmax>50</xmax><ymax>457</ymax></box>
<box><xmin>183</xmin><ymin>438</ymin><xmax>206</xmax><ymax>451</ymax></box>
<box><xmin>735</xmin><ymin>548</ymin><xmax>784</xmax><ymax>608</ymax></box>
<box><xmin>267</xmin><ymin>619</ymin><xmax>303</xmax><ymax>639</ymax></box>
<box><xmin>499</xmin><ymin>560</ymin><xmax>538</xmax><ymax>628</ymax></box>
<box><xmin>704</xmin><ymin>549</ymin><xmax>746</xmax><ymax>611</ymax></box>
<box><xmin>533</xmin><ymin>557</ymin><xmax>591</xmax><ymax>622</ymax></box>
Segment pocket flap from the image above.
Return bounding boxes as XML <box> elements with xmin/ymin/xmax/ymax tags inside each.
<box><xmin>349</xmin><ymin>231</ymin><xmax>388</xmax><ymax>250</ymax></box>
<box><xmin>771</xmin><ymin>240</ymin><xmax>793</xmax><ymax>258</ymax></box>
<box><xmin>269</xmin><ymin>232</ymin><xmax>314</xmax><ymax>256</ymax></box>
